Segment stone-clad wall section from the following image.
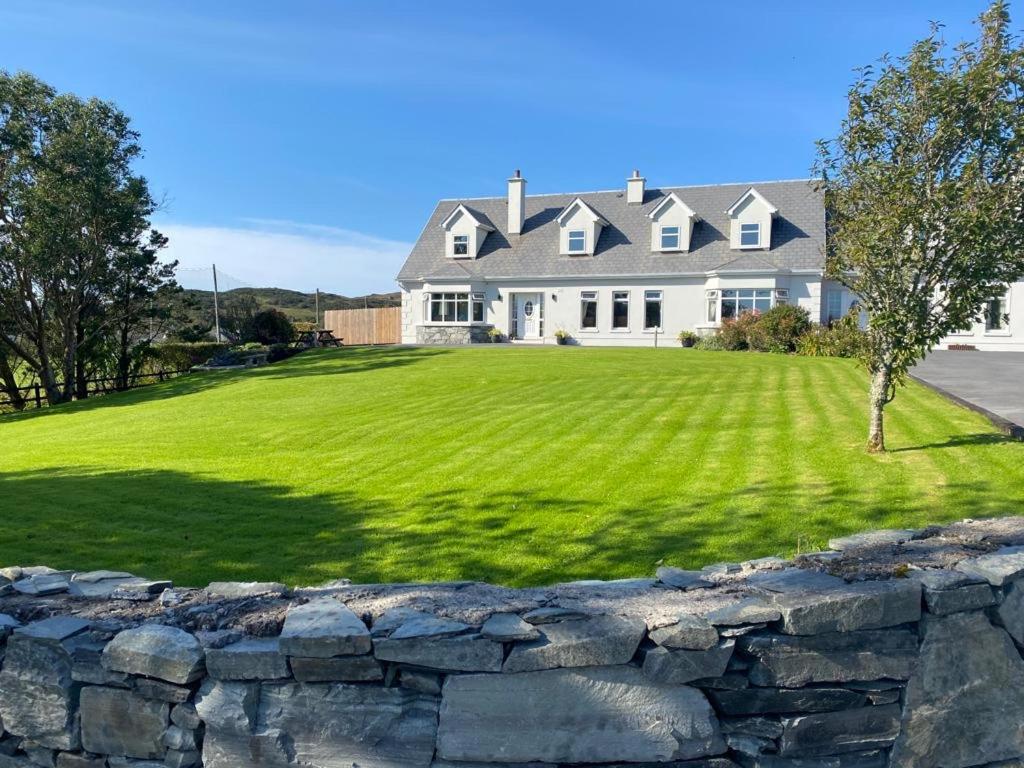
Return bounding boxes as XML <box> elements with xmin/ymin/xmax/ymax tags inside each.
<box><xmin>1</xmin><ymin>521</ymin><xmax>1024</xmax><ymax>767</ymax></box>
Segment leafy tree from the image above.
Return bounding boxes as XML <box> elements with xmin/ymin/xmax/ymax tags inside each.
<box><xmin>0</xmin><ymin>71</ymin><xmax>173</xmax><ymax>404</ymax></box>
<box><xmin>817</xmin><ymin>2</ymin><xmax>1024</xmax><ymax>451</ymax></box>
<box><xmin>249</xmin><ymin>307</ymin><xmax>295</xmax><ymax>345</ymax></box>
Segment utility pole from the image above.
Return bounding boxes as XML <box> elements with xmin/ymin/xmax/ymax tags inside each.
<box><xmin>212</xmin><ymin>263</ymin><xmax>222</xmax><ymax>343</ymax></box>
<box><xmin>315</xmin><ymin>288</ymin><xmax>320</xmax><ymax>329</ymax></box>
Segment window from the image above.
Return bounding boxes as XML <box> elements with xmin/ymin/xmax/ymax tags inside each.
<box><xmin>612</xmin><ymin>291</ymin><xmax>629</xmax><ymax>329</ymax></box>
<box><xmin>568</xmin><ymin>230</ymin><xmax>586</xmax><ymax>253</ymax></box>
<box><xmin>826</xmin><ymin>290</ymin><xmax>843</xmax><ymax>324</ymax></box>
<box><xmin>452</xmin><ymin>235</ymin><xmax>469</xmax><ymax>256</ymax></box>
<box><xmin>580</xmin><ymin>291</ymin><xmax>598</xmax><ymax>329</ymax></box>
<box><xmin>644</xmin><ymin>290</ymin><xmax>663</xmax><ymax>330</ymax></box>
<box><xmin>775</xmin><ymin>288</ymin><xmax>789</xmax><ymax>305</ymax></box>
<box><xmin>706</xmin><ymin>290</ymin><xmax>719</xmax><ymax>323</ymax></box>
<box><xmin>427</xmin><ymin>292</ymin><xmax>484</xmax><ymax>323</ymax></box>
<box><xmin>719</xmin><ymin>289</ymin><xmax>772</xmax><ymax>320</ymax></box>
<box><xmin>660</xmin><ymin>226</ymin><xmax>680</xmax><ymax>250</ymax></box>
<box><xmin>740</xmin><ymin>222</ymin><xmax>760</xmax><ymax>247</ymax></box>
<box><xmin>985</xmin><ymin>293</ymin><xmax>1009</xmax><ymax>332</ymax></box>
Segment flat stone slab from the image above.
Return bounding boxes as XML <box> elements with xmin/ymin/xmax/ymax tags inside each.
<box><xmin>69</xmin><ymin>576</ymin><xmax>151</xmax><ymax>599</ymax></box>
<box><xmin>956</xmin><ymin>546</ymin><xmax>1024</xmax><ymax>586</ymax></box>
<box><xmin>707</xmin><ymin>687</ymin><xmax>867</xmax><ymax>716</ymax></box>
<box><xmin>14</xmin><ymin>616</ymin><xmax>90</xmax><ymax>642</ymax></box>
<box><xmin>374</xmin><ymin>632</ymin><xmax>503</xmax><ymax>672</ymax></box>
<box><xmin>390</xmin><ymin>613</ymin><xmax>470</xmax><ymax>640</ymax></box>
<box><xmin>704</xmin><ymin>598</ymin><xmax>781</xmax><ymax>627</ymax></box>
<box><xmin>521</xmin><ymin>606</ymin><xmax>590</xmax><ymax>624</ymax></box>
<box><xmin>746</xmin><ymin>568</ymin><xmax>847</xmax><ymax>594</ymax></box>
<box><xmin>102</xmin><ymin>624</ymin><xmax>205</xmax><ymax>684</ymax></box>
<box><xmin>72</xmin><ymin>570</ymin><xmax>135</xmax><ymax>583</ymax></box>
<box><xmin>649</xmin><ymin>614</ymin><xmax>719</xmax><ymax>650</ymax></box>
<box><xmin>480</xmin><ymin>613</ymin><xmax>540</xmax><ymax>642</ymax></box>
<box><xmin>892</xmin><ymin>611</ymin><xmax>1024</xmax><ymax>767</ymax></box>
<box><xmin>656</xmin><ymin>567</ymin><xmax>714</xmax><ymax>590</ymax></box>
<box><xmin>12</xmin><ymin>571</ymin><xmax>72</xmax><ymax>596</ymax></box>
<box><xmin>206</xmin><ymin>637</ymin><xmax>289</xmax><ymax>680</ymax></box>
<box><xmin>767</xmin><ymin>578</ymin><xmax>921</xmax><ymax>635</ymax></box>
<box><xmin>279</xmin><ymin>598</ymin><xmax>371</xmax><ymax>658</ymax></box>
<box><xmin>502</xmin><ymin>614</ymin><xmax>646</xmax><ymax>673</ymax></box>
<box><xmin>290</xmin><ymin>655</ymin><xmax>384</xmax><ymax>683</ymax></box>
<box><xmin>742</xmin><ymin>630</ymin><xmax>919</xmax><ymax>687</ymax></box>
<box><xmin>80</xmin><ymin>686</ymin><xmax>169</xmax><ymax>760</ymax></box>
<box><xmin>643</xmin><ymin>640</ymin><xmax>735</xmax><ymax>684</ymax></box>
<box><xmin>437</xmin><ymin>666</ymin><xmax>724</xmax><ymax>763</ymax></box>
<box><xmin>779</xmin><ymin>704</ymin><xmax>902</xmax><ymax>758</ymax></box>
<box><xmin>828</xmin><ymin>529</ymin><xmax>917</xmax><ymax>551</ymax></box>
<box><xmin>915</xmin><ymin>569</ymin><xmax>996</xmax><ymax>616</ymax></box>
<box><xmin>205</xmin><ymin>581</ymin><xmax>287</xmax><ymax>599</ymax></box>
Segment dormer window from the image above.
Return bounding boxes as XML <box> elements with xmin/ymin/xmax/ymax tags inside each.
<box><xmin>740</xmin><ymin>223</ymin><xmax>760</xmax><ymax>247</ymax></box>
<box><xmin>453</xmin><ymin>235</ymin><xmax>469</xmax><ymax>256</ymax></box>
<box><xmin>556</xmin><ymin>198</ymin><xmax>608</xmax><ymax>256</ymax></box>
<box><xmin>726</xmin><ymin>188</ymin><xmax>778</xmax><ymax>251</ymax></box>
<box><xmin>440</xmin><ymin>204</ymin><xmax>495</xmax><ymax>259</ymax></box>
<box><xmin>660</xmin><ymin>226</ymin><xmax>680</xmax><ymax>250</ymax></box>
<box><xmin>568</xmin><ymin>230</ymin><xmax>586</xmax><ymax>253</ymax></box>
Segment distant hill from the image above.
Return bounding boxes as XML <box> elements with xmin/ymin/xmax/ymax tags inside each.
<box><xmin>183</xmin><ymin>287</ymin><xmax>401</xmax><ymax>324</ymax></box>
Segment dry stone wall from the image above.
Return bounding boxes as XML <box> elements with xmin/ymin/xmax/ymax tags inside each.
<box><xmin>2</xmin><ymin>518</ymin><xmax>1024</xmax><ymax>768</ymax></box>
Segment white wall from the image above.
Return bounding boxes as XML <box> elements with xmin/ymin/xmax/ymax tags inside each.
<box><xmin>938</xmin><ymin>281</ymin><xmax>1024</xmax><ymax>351</ymax></box>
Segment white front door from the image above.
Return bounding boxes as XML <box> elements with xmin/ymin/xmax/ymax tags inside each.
<box><xmin>516</xmin><ymin>293</ymin><xmax>541</xmax><ymax>339</ymax></box>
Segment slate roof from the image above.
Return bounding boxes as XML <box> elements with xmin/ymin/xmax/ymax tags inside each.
<box><xmin>397</xmin><ymin>179</ymin><xmax>825</xmax><ymax>282</ymax></box>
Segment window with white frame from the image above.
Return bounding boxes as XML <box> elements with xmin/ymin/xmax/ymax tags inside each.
<box><xmin>568</xmin><ymin>230</ymin><xmax>586</xmax><ymax>253</ymax></box>
<box><xmin>985</xmin><ymin>291</ymin><xmax>1010</xmax><ymax>332</ymax></box>
<box><xmin>644</xmin><ymin>290</ymin><xmax>663</xmax><ymax>330</ymax></box>
<box><xmin>719</xmin><ymin>288</ymin><xmax>772</xmax><ymax>320</ymax></box>
<box><xmin>660</xmin><ymin>226</ymin><xmax>680</xmax><ymax>250</ymax></box>
<box><xmin>612</xmin><ymin>291</ymin><xmax>629</xmax><ymax>329</ymax></box>
<box><xmin>706</xmin><ymin>290</ymin><xmax>719</xmax><ymax>323</ymax></box>
<box><xmin>580</xmin><ymin>291</ymin><xmax>598</xmax><ymax>329</ymax></box>
<box><xmin>775</xmin><ymin>288</ymin><xmax>789</xmax><ymax>305</ymax></box>
<box><xmin>740</xmin><ymin>223</ymin><xmax>760</xmax><ymax>247</ymax></box>
<box><xmin>826</xmin><ymin>290</ymin><xmax>843</xmax><ymax>324</ymax></box>
<box><xmin>452</xmin><ymin>235</ymin><xmax>469</xmax><ymax>256</ymax></box>
<box><xmin>426</xmin><ymin>292</ymin><xmax>484</xmax><ymax>323</ymax></box>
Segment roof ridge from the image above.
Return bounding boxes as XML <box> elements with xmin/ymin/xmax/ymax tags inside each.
<box><xmin>436</xmin><ymin>177</ymin><xmax>818</xmax><ymax>203</ymax></box>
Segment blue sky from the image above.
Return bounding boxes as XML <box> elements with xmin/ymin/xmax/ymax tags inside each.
<box><xmin>1</xmin><ymin>0</ymin><xmax>997</xmax><ymax>293</ymax></box>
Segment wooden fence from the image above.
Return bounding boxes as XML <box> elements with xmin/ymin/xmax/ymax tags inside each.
<box><xmin>0</xmin><ymin>369</ymin><xmax>192</xmax><ymax>412</ymax></box>
<box><xmin>323</xmin><ymin>307</ymin><xmax>401</xmax><ymax>345</ymax></box>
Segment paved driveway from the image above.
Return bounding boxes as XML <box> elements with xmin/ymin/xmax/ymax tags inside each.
<box><xmin>912</xmin><ymin>351</ymin><xmax>1024</xmax><ymax>434</ymax></box>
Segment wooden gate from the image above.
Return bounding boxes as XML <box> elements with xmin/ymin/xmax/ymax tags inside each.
<box><xmin>322</xmin><ymin>307</ymin><xmax>401</xmax><ymax>345</ymax></box>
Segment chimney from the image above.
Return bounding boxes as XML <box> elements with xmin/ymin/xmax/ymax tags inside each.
<box><xmin>626</xmin><ymin>169</ymin><xmax>645</xmax><ymax>205</ymax></box>
<box><xmin>508</xmin><ymin>169</ymin><xmax>526</xmax><ymax>235</ymax></box>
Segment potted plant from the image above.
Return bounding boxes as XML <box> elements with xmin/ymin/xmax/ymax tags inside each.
<box><xmin>554</xmin><ymin>329</ymin><xmax>571</xmax><ymax>345</ymax></box>
<box><xmin>487</xmin><ymin>327</ymin><xmax>504</xmax><ymax>343</ymax></box>
<box><xmin>677</xmin><ymin>330</ymin><xmax>698</xmax><ymax>348</ymax></box>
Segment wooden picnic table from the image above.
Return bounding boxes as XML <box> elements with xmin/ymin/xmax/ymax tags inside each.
<box><xmin>294</xmin><ymin>329</ymin><xmax>343</xmax><ymax>348</ymax></box>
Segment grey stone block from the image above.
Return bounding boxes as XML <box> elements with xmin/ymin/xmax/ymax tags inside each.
<box><xmin>767</xmin><ymin>578</ymin><xmax>920</xmax><ymax>635</ymax></box>
<box><xmin>290</xmin><ymin>654</ymin><xmax>384</xmax><ymax>682</ymax></box>
<box><xmin>257</xmin><ymin>682</ymin><xmax>438</xmax><ymax>768</ymax></box>
<box><xmin>707</xmin><ymin>687</ymin><xmax>867</xmax><ymax>716</ymax></box>
<box><xmin>374</xmin><ymin>633</ymin><xmax>503</xmax><ymax>673</ymax></box>
<box><xmin>480</xmin><ymin>613</ymin><xmax>539</xmax><ymax>642</ymax></box>
<box><xmin>0</xmin><ymin>635</ymin><xmax>79</xmax><ymax>749</ymax></box>
<box><xmin>521</xmin><ymin>606</ymin><xmax>590</xmax><ymax>624</ymax></box>
<box><xmin>649</xmin><ymin>614</ymin><xmax>719</xmax><ymax>650</ymax></box>
<box><xmin>400</xmin><ymin>669</ymin><xmax>443</xmax><ymax>695</ymax></box>
<box><xmin>828</xmin><ymin>529</ymin><xmax>917</xmax><ymax>551</ymax></box>
<box><xmin>656</xmin><ymin>567</ymin><xmax>714</xmax><ymax>590</ymax></box>
<box><xmin>643</xmin><ymin>640</ymin><xmax>735</xmax><ymax>684</ymax></box>
<box><xmin>892</xmin><ymin>611</ymin><xmax>1024</xmax><ymax>767</ymax></box>
<box><xmin>161</xmin><ymin>725</ymin><xmax>198</xmax><ymax>752</ymax></box>
<box><xmin>735</xmin><ymin>751</ymin><xmax>888</xmax><ymax>767</ymax></box>
<box><xmin>997</xmin><ymin>580</ymin><xmax>1024</xmax><ymax>646</ymax></box>
<box><xmin>206</xmin><ymin>638</ymin><xmax>289</xmax><ymax>680</ymax></box>
<box><xmin>437</xmin><ymin>666</ymin><xmax>724</xmax><ymax>763</ymax></box>
<box><xmin>12</xmin><ymin>573</ymin><xmax>71</xmax><ymax>596</ymax></box>
<box><xmin>205</xmin><ymin>581</ymin><xmax>287</xmax><ymax>599</ymax></box>
<box><xmin>132</xmin><ymin>678</ymin><xmax>191</xmax><ymax>703</ymax></box>
<box><xmin>705</xmin><ymin>599</ymin><xmax>781</xmax><ymax>627</ymax></box>
<box><xmin>14</xmin><ymin>618</ymin><xmax>89</xmax><ymax>643</ymax></box>
<box><xmin>279</xmin><ymin>598</ymin><xmax>371</xmax><ymax>658</ymax></box>
<box><xmin>163</xmin><ymin>749</ymin><xmax>201</xmax><ymax>768</ymax></box>
<box><xmin>778</xmin><ymin>704</ymin><xmax>901</xmax><ymax>757</ymax></box>
<box><xmin>746</xmin><ymin>568</ymin><xmax>847</xmax><ymax>594</ymax></box>
<box><xmin>917</xmin><ymin>569</ymin><xmax>996</xmax><ymax>616</ymax></box>
<box><xmin>79</xmin><ymin>686</ymin><xmax>168</xmax><ymax>760</ymax></box>
<box><xmin>54</xmin><ymin>755</ymin><xmax>106</xmax><ymax>768</ymax></box>
<box><xmin>502</xmin><ymin>615</ymin><xmax>646</xmax><ymax>673</ymax></box>
<box><xmin>170</xmin><ymin>703</ymin><xmax>201</xmax><ymax>730</ymax></box>
<box><xmin>956</xmin><ymin>546</ymin><xmax>1024</xmax><ymax>586</ymax></box>
<box><xmin>193</xmin><ymin>680</ymin><xmax>257</xmax><ymax>734</ymax></box>
<box><xmin>102</xmin><ymin>625</ymin><xmax>205</xmax><ymax>684</ymax></box>
<box><xmin>742</xmin><ymin>630</ymin><xmax>918</xmax><ymax>686</ymax></box>
<box><xmin>390</xmin><ymin>614</ymin><xmax>470</xmax><ymax>640</ymax></box>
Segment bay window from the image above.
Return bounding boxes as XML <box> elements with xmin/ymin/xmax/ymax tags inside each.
<box><xmin>612</xmin><ymin>291</ymin><xmax>629</xmax><ymax>329</ymax></box>
<box><xmin>426</xmin><ymin>292</ymin><xmax>485</xmax><ymax>324</ymax></box>
<box><xmin>644</xmin><ymin>290</ymin><xmax>663</xmax><ymax>330</ymax></box>
<box><xmin>720</xmin><ymin>288</ymin><xmax>772</xmax><ymax>319</ymax></box>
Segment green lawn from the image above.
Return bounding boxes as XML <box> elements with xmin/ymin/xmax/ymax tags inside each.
<box><xmin>0</xmin><ymin>346</ymin><xmax>1021</xmax><ymax>587</ymax></box>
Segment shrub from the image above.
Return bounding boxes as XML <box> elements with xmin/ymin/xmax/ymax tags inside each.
<box><xmin>248</xmin><ymin>308</ymin><xmax>295</xmax><ymax>345</ymax></box>
<box><xmin>267</xmin><ymin>343</ymin><xmax>304</xmax><ymax>363</ymax></box>
<box><xmin>694</xmin><ymin>333</ymin><xmax>726</xmax><ymax>351</ymax></box>
<box><xmin>717</xmin><ymin>313</ymin><xmax>760</xmax><ymax>350</ymax></box>
<box><xmin>796</xmin><ymin>312</ymin><xmax>869</xmax><ymax>358</ymax></box>
<box><xmin>747</xmin><ymin>304</ymin><xmax>811</xmax><ymax>353</ymax></box>
<box><xmin>151</xmin><ymin>342</ymin><xmax>230</xmax><ymax>372</ymax></box>
<box><xmin>293</xmin><ymin>321</ymin><xmax>316</xmax><ymax>333</ymax></box>
<box><xmin>677</xmin><ymin>330</ymin><xmax>698</xmax><ymax>347</ymax></box>
<box><xmin>487</xmin><ymin>327</ymin><xmax>504</xmax><ymax>342</ymax></box>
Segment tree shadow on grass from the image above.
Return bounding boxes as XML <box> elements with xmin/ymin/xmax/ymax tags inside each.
<box><xmin>0</xmin><ymin>346</ymin><xmax>451</xmax><ymax>424</ymax></box>
<box><xmin>1</xmin><ymin>467</ymin><xmax>1020</xmax><ymax>588</ymax></box>
<box><xmin>888</xmin><ymin>432</ymin><xmax>1020</xmax><ymax>452</ymax></box>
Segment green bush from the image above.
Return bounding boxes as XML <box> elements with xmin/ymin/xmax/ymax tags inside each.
<box><xmin>717</xmin><ymin>314</ymin><xmax>760</xmax><ymax>350</ymax></box>
<box><xmin>151</xmin><ymin>342</ymin><xmax>230</xmax><ymax>372</ymax></box>
<box><xmin>748</xmin><ymin>304</ymin><xmax>812</xmax><ymax>353</ymax></box>
<box><xmin>694</xmin><ymin>333</ymin><xmax>726</xmax><ymax>351</ymax></box>
<box><xmin>677</xmin><ymin>330</ymin><xmax>699</xmax><ymax>347</ymax></box>
<box><xmin>796</xmin><ymin>312</ymin><xmax>869</xmax><ymax>358</ymax></box>
<box><xmin>249</xmin><ymin>308</ymin><xmax>295</xmax><ymax>345</ymax></box>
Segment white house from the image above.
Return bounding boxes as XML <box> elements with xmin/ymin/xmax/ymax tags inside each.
<box><xmin>396</xmin><ymin>171</ymin><xmax>1022</xmax><ymax>349</ymax></box>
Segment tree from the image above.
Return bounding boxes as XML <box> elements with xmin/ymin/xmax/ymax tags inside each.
<box><xmin>817</xmin><ymin>2</ymin><xmax>1024</xmax><ymax>452</ymax></box>
<box><xmin>0</xmin><ymin>71</ymin><xmax>174</xmax><ymax>404</ymax></box>
<box><xmin>249</xmin><ymin>307</ymin><xmax>295</xmax><ymax>345</ymax></box>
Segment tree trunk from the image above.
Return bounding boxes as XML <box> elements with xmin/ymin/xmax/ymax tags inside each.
<box><xmin>867</xmin><ymin>367</ymin><xmax>891</xmax><ymax>453</ymax></box>
<box><xmin>0</xmin><ymin>354</ymin><xmax>25</xmax><ymax>410</ymax></box>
